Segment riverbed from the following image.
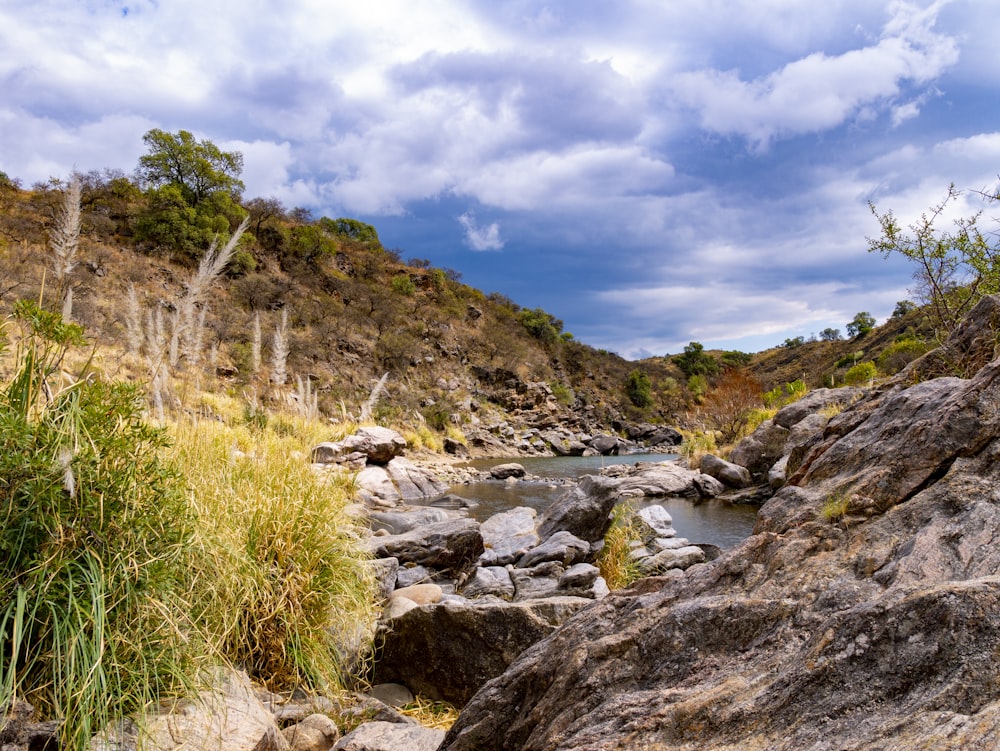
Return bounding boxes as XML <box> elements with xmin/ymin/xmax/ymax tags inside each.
<box><xmin>434</xmin><ymin>454</ymin><xmax>760</xmax><ymax>550</ymax></box>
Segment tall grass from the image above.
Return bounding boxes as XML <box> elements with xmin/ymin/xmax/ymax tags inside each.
<box><xmin>595</xmin><ymin>503</ymin><xmax>645</xmax><ymax>591</ymax></box>
<box><xmin>0</xmin><ymin>301</ymin><xmax>198</xmax><ymax>751</ymax></box>
<box><xmin>169</xmin><ymin>414</ymin><xmax>378</xmax><ymax>693</ymax></box>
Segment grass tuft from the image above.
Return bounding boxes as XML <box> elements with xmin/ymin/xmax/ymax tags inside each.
<box><xmin>595</xmin><ymin>502</ymin><xmax>645</xmax><ymax>591</ymax></box>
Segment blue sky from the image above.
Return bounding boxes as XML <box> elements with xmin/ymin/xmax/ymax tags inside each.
<box><xmin>3</xmin><ymin>0</ymin><xmax>999</xmax><ymax>358</ymax></box>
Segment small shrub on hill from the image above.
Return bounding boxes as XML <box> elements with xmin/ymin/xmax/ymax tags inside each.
<box><xmin>844</xmin><ymin>360</ymin><xmax>878</xmax><ymax>386</ymax></box>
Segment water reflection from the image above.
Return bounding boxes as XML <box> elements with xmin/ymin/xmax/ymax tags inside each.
<box><xmin>427</xmin><ymin>454</ymin><xmax>760</xmax><ymax>550</ymax></box>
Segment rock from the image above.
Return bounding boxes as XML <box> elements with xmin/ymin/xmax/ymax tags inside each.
<box><xmin>637</xmin><ymin>544</ymin><xmax>706</xmax><ymax>573</ymax></box>
<box><xmin>367</xmin><ymin>684</ymin><xmax>414</xmax><ymax>709</ymax></box>
<box><xmin>767</xmin><ymin>454</ymin><xmax>789</xmax><ymax>489</ymax></box>
<box><xmin>727</xmin><ymin>420</ymin><xmax>790</xmax><ymax>477</ymax></box>
<box><xmin>384</xmin><ymin>457</ymin><xmax>449</xmax><ymax>500</ymax></box>
<box><xmin>699</xmin><ymin>453</ymin><xmax>753</xmax><ymax>488</ymax></box>
<box><xmin>540</xmin><ymin>430</ymin><xmax>588</xmax><ymax>456</ymax></box>
<box><xmin>515</xmin><ymin>530</ymin><xmax>590</xmax><ymax>568</ymax></box>
<box><xmin>355</xmin><ymin>466</ymin><xmax>402</xmax><ymax>504</ymax></box>
<box><xmin>312</xmin><ymin>427</ymin><xmax>407</xmax><ymax>466</ymax></box>
<box><xmin>509</xmin><ymin>561</ymin><xmax>564</xmax><ymax>600</ymax></box>
<box><xmin>282</xmin><ymin>714</ymin><xmax>339</xmax><ymax>751</ymax></box>
<box><xmin>443</xmin><ymin>437</ymin><xmax>470</xmax><ymax>457</ymax></box>
<box><xmin>489</xmin><ymin>463</ymin><xmax>526</xmax><ymax>479</ymax></box>
<box><xmin>368</xmin><ymin>507</ymin><xmax>458</xmax><ymax>535</ymax></box>
<box><xmin>772</xmin><ymin>387</ymin><xmax>862</xmax><ymax>428</ymax></box>
<box><xmin>439</xmin><ymin>297</ymin><xmax>1000</xmax><ymax>751</ymax></box>
<box><xmin>390</xmin><ymin>583</ymin><xmax>442</xmax><ymax>606</ymax></box>
<box><xmin>460</xmin><ymin>565</ymin><xmax>516</xmax><ymax>600</ymax></box>
<box><xmin>589</xmin><ymin>434</ymin><xmax>620</xmax><ymax>455</ymax></box>
<box><xmin>634</xmin><ymin>504</ymin><xmax>674</xmax><ymax>538</ymax></box>
<box><xmin>394</xmin><ymin>564</ymin><xmax>435</xmax><ymax>588</ymax></box>
<box><xmin>369</xmin><ymin>558</ymin><xmax>399</xmax><ymax>600</ymax></box>
<box><xmin>142</xmin><ymin>669</ymin><xmax>288</xmax><ymax>751</ymax></box>
<box><xmin>479</xmin><ymin>507</ymin><xmax>540</xmax><ymax>566</ymax></box>
<box><xmin>333</xmin><ymin>722</ymin><xmax>444</xmax><ymax>751</ymax></box>
<box><xmin>536</xmin><ymin>474</ymin><xmax>621</xmax><ymax>543</ymax></box>
<box><xmin>364</xmin><ymin>518</ymin><xmax>484</xmax><ymax>571</ymax></box>
<box><xmin>373</xmin><ymin>597</ymin><xmax>591</xmax><ymax>706</ymax></box>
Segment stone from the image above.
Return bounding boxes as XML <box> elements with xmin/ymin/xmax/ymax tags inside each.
<box><xmin>372</xmin><ymin>596</ymin><xmax>591</xmax><ymax>706</ymax></box>
<box><xmin>368</xmin><ymin>507</ymin><xmax>457</xmax><ymax>535</ymax></box>
<box><xmin>390</xmin><ymin>583</ymin><xmax>442</xmax><ymax>606</ymax></box>
<box><xmin>368</xmin><ymin>557</ymin><xmax>399</xmax><ymax>601</ymax></box>
<box><xmin>367</xmin><ymin>684</ymin><xmax>414</xmax><ymax>709</ymax></box>
<box><xmin>589</xmin><ymin>434</ymin><xmax>621</xmax><ymax>455</ymax></box>
<box><xmin>394</xmin><ymin>564</ymin><xmax>435</xmax><ymax>589</ymax></box>
<box><xmin>536</xmin><ymin>474</ymin><xmax>622</xmax><ymax>543</ymax></box>
<box><xmin>282</xmin><ymin>714</ymin><xmax>339</xmax><ymax>751</ymax></box>
<box><xmin>142</xmin><ymin>669</ymin><xmax>288</xmax><ymax>751</ymax></box>
<box><xmin>355</xmin><ymin>466</ymin><xmax>401</xmax><ymax>504</ymax></box>
<box><xmin>637</xmin><ymin>544</ymin><xmax>706</xmax><ymax>573</ymax></box>
<box><xmin>333</xmin><ymin>722</ymin><xmax>444</xmax><ymax>751</ymax></box>
<box><xmin>479</xmin><ymin>506</ymin><xmax>540</xmax><ymax>566</ymax></box>
<box><xmin>460</xmin><ymin>565</ymin><xmax>515</xmax><ymax>600</ymax></box>
<box><xmin>727</xmin><ymin>420</ymin><xmax>790</xmax><ymax>477</ymax></box>
<box><xmin>634</xmin><ymin>504</ymin><xmax>674</xmax><ymax>538</ymax></box>
<box><xmin>384</xmin><ymin>457</ymin><xmax>449</xmax><ymax>500</ymax></box>
<box><xmin>510</xmin><ymin>561</ymin><xmax>564</xmax><ymax>600</ymax></box>
<box><xmin>489</xmin><ymin>462</ymin><xmax>526</xmax><ymax>479</ymax></box>
<box><xmin>515</xmin><ymin>530</ymin><xmax>590</xmax><ymax>568</ymax></box>
<box><xmin>699</xmin><ymin>453</ymin><xmax>753</xmax><ymax>489</ymax></box>
<box><xmin>439</xmin><ymin>297</ymin><xmax>1000</xmax><ymax>751</ymax></box>
<box><xmin>364</xmin><ymin>518</ymin><xmax>484</xmax><ymax>571</ymax></box>
<box><xmin>772</xmin><ymin>387</ymin><xmax>862</xmax><ymax>428</ymax></box>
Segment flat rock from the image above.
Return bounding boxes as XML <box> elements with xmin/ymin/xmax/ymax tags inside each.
<box><xmin>333</xmin><ymin>721</ymin><xmax>444</xmax><ymax>751</ymax></box>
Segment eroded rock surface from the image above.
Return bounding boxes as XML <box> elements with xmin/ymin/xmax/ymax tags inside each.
<box><xmin>440</xmin><ymin>297</ymin><xmax>1000</xmax><ymax>751</ymax></box>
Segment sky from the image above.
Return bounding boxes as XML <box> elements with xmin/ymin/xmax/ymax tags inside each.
<box><xmin>3</xmin><ymin>0</ymin><xmax>1000</xmax><ymax>358</ymax></box>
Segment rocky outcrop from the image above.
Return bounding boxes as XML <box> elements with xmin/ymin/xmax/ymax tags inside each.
<box><xmin>439</xmin><ymin>298</ymin><xmax>1000</xmax><ymax>751</ymax></box>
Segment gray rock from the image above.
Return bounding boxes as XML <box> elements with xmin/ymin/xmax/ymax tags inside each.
<box><xmin>700</xmin><ymin>453</ymin><xmax>753</xmax><ymax>488</ymax></box>
<box><xmin>589</xmin><ymin>434</ymin><xmax>621</xmax><ymax>455</ymax></box>
<box><xmin>767</xmin><ymin>454</ymin><xmax>789</xmax><ymax>490</ymax></box>
<box><xmin>479</xmin><ymin>507</ymin><xmax>539</xmax><ymax>566</ymax></box>
<box><xmin>368</xmin><ymin>507</ymin><xmax>457</xmax><ymax>535</ymax></box>
<box><xmin>373</xmin><ymin>596</ymin><xmax>591</xmax><ymax>706</ymax></box>
<box><xmin>367</xmin><ymin>684</ymin><xmax>414</xmax><ymax>709</ymax></box>
<box><xmin>727</xmin><ymin>420</ymin><xmax>790</xmax><ymax>477</ymax></box>
<box><xmin>510</xmin><ymin>561</ymin><xmax>564</xmax><ymax>600</ymax></box>
<box><xmin>333</xmin><ymin>722</ymin><xmax>444</xmax><ymax>751</ymax></box>
<box><xmin>634</xmin><ymin>504</ymin><xmax>674</xmax><ymax>538</ymax></box>
<box><xmin>384</xmin><ymin>457</ymin><xmax>449</xmax><ymax>500</ymax></box>
<box><xmin>394</xmin><ymin>564</ymin><xmax>435</xmax><ymax>588</ymax></box>
<box><xmin>364</xmin><ymin>518</ymin><xmax>484</xmax><ymax>571</ymax></box>
<box><xmin>368</xmin><ymin>558</ymin><xmax>400</xmax><ymax>600</ymax></box>
<box><xmin>516</xmin><ymin>530</ymin><xmax>590</xmax><ymax>568</ymax></box>
<box><xmin>461</xmin><ymin>565</ymin><xmax>516</xmax><ymax>600</ymax></box>
<box><xmin>637</xmin><ymin>544</ymin><xmax>706</xmax><ymax>573</ymax></box>
<box><xmin>489</xmin><ymin>463</ymin><xmax>526</xmax><ymax>479</ymax></box>
<box><xmin>537</xmin><ymin>474</ymin><xmax>622</xmax><ymax>542</ymax></box>
<box><xmin>282</xmin><ymin>714</ymin><xmax>339</xmax><ymax>751</ymax></box>
<box><xmin>772</xmin><ymin>387</ymin><xmax>862</xmax><ymax>428</ymax></box>
<box><xmin>355</xmin><ymin>466</ymin><xmax>402</xmax><ymax>504</ymax></box>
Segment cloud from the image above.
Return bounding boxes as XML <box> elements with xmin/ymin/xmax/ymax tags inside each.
<box><xmin>669</xmin><ymin>1</ymin><xmax>959</xmax><ymax>148</ymax></box>
<box><xmin>459</xmin><ymin>212</ymin><xmax>504</xmax><ymax>251</ymax></box>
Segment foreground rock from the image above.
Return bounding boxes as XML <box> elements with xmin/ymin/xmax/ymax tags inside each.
<box><xmin>440</xmin><ymin>296</ymin><xmax>1000</xmax><ymax>751</ymax></box>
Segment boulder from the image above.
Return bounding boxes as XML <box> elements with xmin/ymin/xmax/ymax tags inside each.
<box><xmin>699</xmin><ymin>453</ymin><xmax>753</xmax><ymax>489</ymax></box>
<box><xmin>479</xmin><ymin>507</ymin><xmax>540</xmax><ymax>566</ymax></box>
<box><xmin>355</xmin><ymin>466</ymin><xmax>402</xmax><ymax>504</ymax></box>
<box><xmin>384</xmin><ymin>457</ymin><xmax>449</xmax><ymax>500</ymax></box>
<box><xmin>142</xmin><ymin>669</ymin><xmax>287</xmax><ymax>751</ymax></box>
<box><xmin>439</xmin><ymin>298</ymin><xmax>1000</xmax><ymax>751</ymax></box>
<box><xmin>333</xmin><ymin>722</ymin><xmax>444</xmax><ymax>751</ymax></box>
<box><xmin>460</xmin><ymin>565</ymin><xmax>516</xmax><ymax>600</ymax></box>
<box><xmin>373</xmin><ymin>597</ymin><xmax>591</xmax><ymax>706</ymax></box>
<box><xmin>772</xmin><ymin>387</ymin><xmax>862</xmax><ymax>428</ymax></box>
<box><xmin>536</xmin><ymin>474</ymin><xmax>622</xmax><ymax>543</ymax></box>
<box><xmin>312</xmin><ymin>427</ymin><xmax>407</xmax><ymax>466</ymax></box>
<box><xmin>515</xmin><ymin>530</ymin><xmax>590</xmax><ymax>568</ymax></box>
<box><xmin>364</xmin><ymin>518</ymin><xmax>484</xmax><ymax>571</ymax></box>
<box><xmin>727</xmin><ymin>419</ymin><xmax>790</xmax><ymax>477</ymax></box>
<box><xmin>282</xmin><ymin>714</ymin><xmax>339</xmax><ymax>751</ymax></box>
<box><xmin>489</xmin><ymin>463</ymin><xmax>526</xmax><ymax>479</ymax></box>
<box><xmin>589</xmin><ymin>434</ymin><xmax>621</xmax><ymax>455</ymax></box>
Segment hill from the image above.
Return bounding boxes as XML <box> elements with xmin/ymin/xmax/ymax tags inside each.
<box><xmin>0</xmin><ymin>167</ymin><xmax>936</xmax><ymax>454</ymax></box>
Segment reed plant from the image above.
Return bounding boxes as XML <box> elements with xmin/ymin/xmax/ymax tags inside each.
<box><xmin>595</xmin><ymin>502</ymin><xmax>645</xmax><ymax>591</ymax></box>
<box><xmin>169</xmin><ymin>414</ymin><xmax>378</xmax><ymax>693</ymax></box>
<box><xmin>0</xmin><ymin>301</ymin><xmax>198</xmax><ymax>751</ymax></box>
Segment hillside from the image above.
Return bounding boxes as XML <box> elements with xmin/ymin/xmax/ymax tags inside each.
<box><xmin>0</xmin><ymin>167</ymin><xmax>935</xmax><ymax>453</ymax></box>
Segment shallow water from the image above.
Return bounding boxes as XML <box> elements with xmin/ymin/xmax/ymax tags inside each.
<box><xmin>428</xmin><ymin>454</ymin><xmax>760</xmax><ymax>550</ymax></box>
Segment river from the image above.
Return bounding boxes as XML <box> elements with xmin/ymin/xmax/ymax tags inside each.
<box><xmin>433</xmin><ymin>454</ymin><xmax>760</xmax><ymax>550</ymax></box>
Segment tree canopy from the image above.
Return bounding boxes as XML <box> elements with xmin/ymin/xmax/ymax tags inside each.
<box><xmin>138</xmin><ymin>129</ymin><xmax>244</xmax><ymax>207</ymax></box>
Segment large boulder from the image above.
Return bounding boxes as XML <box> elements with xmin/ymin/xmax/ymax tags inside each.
<box><xmin>312</xmin><ymin>427</ymin><xmax>407</xmax><ymax>466</ymax></box>
<box><xmin>727</xmin><ymin>419</ymin><xmax>790</xmax><ymax>477</ymax></box>
<box><xmin>439</xmin><ymin>297</ymin><xmax>1000</xmax><ymax>751</ymax></box>
<box><xmin>373</xmin><ymin>597</ymin><xmax>591</xmax><ymax>706</ymax></box>
<box><xmin>364</xmin><ymin>518</ymin><xmax>484</xmax><ymax>571</ymax></box>
<box><xmin>479</xmin><ymin>506</ymin><xmax>540</xmax><ymax>566</ymax></box>
<box><xmin>699</xmin><ymin>453</ymin><xmax>753</xmax><ymax>488</ymax></box>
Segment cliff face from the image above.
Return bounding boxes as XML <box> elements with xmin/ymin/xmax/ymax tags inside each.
<box><xmin>441</xmin><ymin>296</ymin><xmax>1000</xmax><ymax>751</ymax></box>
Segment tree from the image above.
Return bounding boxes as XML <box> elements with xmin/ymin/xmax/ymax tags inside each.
<box><xmin>699</xmin><ymin>369</ymin><xmax>763</xmax><ymax>442</ymax></box>
<box><xmin>846</xmin><ymin>311</ymin><xmax>875</xmax><ymax>338</ymax></box>
<box><xmin>892</xmin><ymin>300</ymin><xmax>917</xmax><ymax>318</ymax></box>
<box><xmin>625</xmin><ymin>369</ymin><xmax>653</xmax><ymax>408</ymax></box>
<box><xmin>868</xmin><ymin>185</ymin><xmax>1000</xmax><ymax>336</ymax></box>
<box><xmin>673</xmin><ymin>342</ymin><xmax>718</xmax><ymax>378</ymax></box>
<box><xmin>138</xmin><ymin>129</ymin><xmax>244</xmax><ymax>206</ymax></box>
<box><xmin>820</xmin><ymin>327</ymin><xmax>842</xmax><ymax>341</ymax></box>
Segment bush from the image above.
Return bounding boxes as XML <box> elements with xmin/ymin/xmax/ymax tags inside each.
<box><xmin>0</xmin><ymin>302</ymin><xmax>195</xmax><ymax>750</ymax></box>
<box><xmin>625</xmin><ymin>369</ymin><xmax>653</xmax><ymax>408</ymax></box>
<box><xmin>877</xmin><ymin>336</ymin><xmax>930</xmax><ymax>374</ymax></box>
<box><xmin>844</xmin><ymin>360</ymin><xmax>878</xmax><ymax>386</ymax></box>
<box><xmin>699</xmin><ymin>369</ymin><xmax>763</xmax><ymax>442</ymax></box>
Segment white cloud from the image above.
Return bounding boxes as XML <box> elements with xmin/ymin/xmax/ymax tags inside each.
<box><xmin>459</xmin><ymin>212</ymin><xmax>504</xmax><ymax>251</ymax></box>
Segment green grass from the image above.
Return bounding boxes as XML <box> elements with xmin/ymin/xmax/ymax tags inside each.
<box><xmin>595</xmin><ymin>503</ymin><xmax>645</xmax><ymax>590</ymax></box>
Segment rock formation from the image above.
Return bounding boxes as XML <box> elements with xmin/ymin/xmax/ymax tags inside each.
<box><xmin>440</xmin><ymin>295</ymin><xmax>1000</xmax><ymax>751</ymax></box>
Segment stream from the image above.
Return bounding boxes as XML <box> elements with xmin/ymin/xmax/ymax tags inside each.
<box><xmin>433</xmin><ymin>454</ymin><xmax>760</xmax><ymax>550</ymax></box>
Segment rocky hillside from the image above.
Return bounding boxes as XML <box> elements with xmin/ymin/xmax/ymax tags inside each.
<box><xmin>440</xmin><ymin>294</ymin><xmax>1000</xmax><ymax>750</ymax></box>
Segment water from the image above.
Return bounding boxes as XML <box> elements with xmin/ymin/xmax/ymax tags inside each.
<box><xmin>432</xmin><ymin>454</ymin><xmax>760</xmax><ymax>550</ymax></box>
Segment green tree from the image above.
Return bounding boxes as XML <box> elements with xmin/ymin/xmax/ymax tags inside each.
<box><xmin>318</xmin><ymin>216</ymin><xmax>380</xmax><ymax>247</ymax></box>
<box><xmin>846</xmin><ymin>311</ymin><xmax>875</xmax><ymax>338</ymax></box>
<box><xmin>673</xmin><ymin>342</ymin><xmax>718</xmax><ymax>377</ymax></box>
<box><xmin>819</xmin><ymin>328</ymin><xmax>842</xmax><ymax>341</ymax></box>
<box><xmin>138</xmin><ymin>129</ymin><xmax>244</xmax><ymax>206</ymax></box>
<box><xmin>518</xmin><ymin>307</ymin><xmax>563</xmax><ymax>342</ymax></box>
<box><xmin>869</xmin><ymin>185</ymin><xmax>1000</xmax><ymax>336</ymax></box>
<box><xmin>892</xmin><ymin>300</ymin><xmax>917</xmax><ymax>318</ymax></box>
<box><xmin>625</xmin><ymin>369</ymin><xmax>653</xmax><ymax>408</ymax></box>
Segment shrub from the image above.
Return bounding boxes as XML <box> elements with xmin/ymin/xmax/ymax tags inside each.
<box><xmin>877</xmin><ymin>336</ymin><xmax>930</xmax><ymax>374</ymax></box>
<box><xmin>595</xmin><ymin>503</ymin><xmax>644</xmax><ymax>590</ymax></box>
<box><xmin>0</xmin><ymin>302</ymin><xmax>196</xmax><ymax>750</ymax></box>
<box><xmin>625</xmin><ymin>369</ymin><xmax>653</xmax><ymax>408</ymax></box>
<box><xmin>844</xmin><ymin>360</ymin><xmax>878</xmax><ymax>386</ymax></box>
<box><xmin>699</xmin><ymin>369</ymin><xmax>763</xmax><ymax>442</ymax></box>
